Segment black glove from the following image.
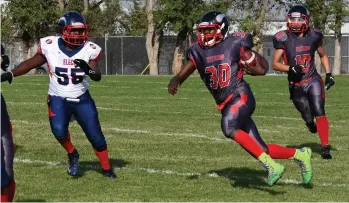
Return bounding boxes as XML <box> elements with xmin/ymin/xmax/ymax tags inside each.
<box><xmin>325</xmin><ymin>73</ymin><xmax>335</xmax><ymax>90</ymax></box>
<box><xmin>1</xmin><ymin>72</ymin><xmax>13</xmax><ymax>84</ymax></box>
<box><xmin>73</xmin><ymin>59</ymin><xmax>92</xmax><ymax>75</ymax></box>
<box><xmin>1</xmin><ymin>54</ymin><xmax>10</xmax><ymax>71</ymax></box>
<box><xmin>288</xmin><ymin>65</ymin><xmax>304</xmax><ymax>83</ymax></box>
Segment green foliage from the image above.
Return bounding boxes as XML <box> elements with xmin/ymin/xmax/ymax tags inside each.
<box><xmin>65</xmin><ymin>0</ymin><xmax>84</xmax><ymax>13</ymax></box>
<box><xmin>304</xmin><ymin>0</ymin><xmax>330</xmax><ymax>32</ymax></box>
<box><xmin>327</xmin><ymin>0</ymin><xmax>348</xmax><ymax>34</ymax></box>
<box><xmin>5</xmin><ymin>0</ymin><xmax>60</xmax><ymax>41</ymax></box>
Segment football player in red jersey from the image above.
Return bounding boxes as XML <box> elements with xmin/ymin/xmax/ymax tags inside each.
<box><xmin>272</xmin><ymin>5</ymin><xmax>334</xmax><ymax>159</ymax></box>
<box><xmin>168</xmin><ymin>11</ymin><xmax>314</xmax><ymax>186</ymax></box>
<box><xmin>1</xmin><ymin>44</ymin><xmax>16</xmax><ymax>202</ymax></box>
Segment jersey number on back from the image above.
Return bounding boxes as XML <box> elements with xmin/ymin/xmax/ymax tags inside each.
<box><xmin>56</xmin><ymin>67</ymin><xmax>85</xmax><ymax>85</ymax></box>
<box><xmin>295</xmin><ymin>54</ymin><xmax>311</xmax><ymax>73</ymax></box>
<box><xmin>205</xmin><ymin>63</ymin><xmax>231</xmax><ymax>89</ymax></box>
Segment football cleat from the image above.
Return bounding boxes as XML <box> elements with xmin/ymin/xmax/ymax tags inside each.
<box><xmin>321</xmin><ymin>145</ymin><xmax>332</xmax><ymax>159</ymax></box>
<box><xmin>67</xmin><ymin>149</ymin><xmax>80</xmax><ymax>176</ymax></box>
<box><xmin>306</xmin><ymin>122</ymin><xmax>317</xmax><ymax>134</ymax></box>
<box><xmin>294</xmin><ymin>147</ymin><xmax>313</xmax><ymax>184</ymax></box>
<box><xmin>258</xmin><ymin>153</ymin><xmax>285</xmax><ymax>186</ymax></box>
<box><xmin>102</xmin><ymin>169</ymin><xmax>117</xmax><ymax>179</ymax></box>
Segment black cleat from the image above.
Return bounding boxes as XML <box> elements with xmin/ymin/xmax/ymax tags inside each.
<box><xmin>306</xmin><ymin>122</ymin><xmax>317</xmax><ymax>134</ymax></box>
<box><xmin>67</xmin><ymin>149</ymin><xmax>80</xmax><ymax>176</ymax></box>
<box><xmin>102</xmin><ymin>169</ymin><xmax>117</xmax><ymax>179</ymax></box>
<box><xmin>321</xmin><ymin>145</ymin><xmax>332</xmax><ymax>159</ymax></box>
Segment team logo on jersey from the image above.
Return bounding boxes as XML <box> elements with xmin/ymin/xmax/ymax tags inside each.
<box><xmin>90</xmin><ymin>43</ymin><xmax>96</xmax><ymax>49</ymax></box>
<box><xmin>206</xmin><ymin>54</ymin><xmax>225</xmax><ymax>63</ymax></box>
<box><xmin>296</xmin><ymin>46</ymin><xmax>310</xmax><ymax>52</ymax></box>
<box><xmin>46</xmin><ymin>39</ymin><xmax>52</xmax><ymax>44</ymax></box>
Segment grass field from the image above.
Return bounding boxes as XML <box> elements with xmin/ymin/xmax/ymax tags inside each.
<box><xmin>1</xmin><ymin>75</ymin><xmax>349</xmax><ymax>202</ymax></box>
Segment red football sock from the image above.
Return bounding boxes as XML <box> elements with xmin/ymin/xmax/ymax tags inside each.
<box><xmin>58</xmin><ymin>132</ymin><xmax>75</xmax><ymax>154</ymax></box>
<box><xmin>1</xmin><ymin>188</ymin><xmax>9</xmax><ymax>202</ymax></box>
<box><xmin>94</xmin><ymin>149</ymin><xmax>111</xmax><ymax>170</ymax></box>
<box><xmin>234</xmin><ymin>130</ymin><xmax>264</xmax><ymax>158</ymax></box>
<box><xmin>316</xmin><ymin>116</ymin><xmax>329</xmax><ymax>147</ymax></box>
<box><xmin>267</xmin><ymin>144</ymin><xmax>296</xmax><ymax>159</ymax></box>
<box><xmin>8</xmin><ymin>180</ymin><xmax>16</xmax><ymax>202</ymax></box>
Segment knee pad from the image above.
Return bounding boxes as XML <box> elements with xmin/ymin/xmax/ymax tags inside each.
<box><xmin>51</xmin><ymin>125</ymin><xmax>68</xmax><ymax>140</ymax></box>
<box><xmin>93</xmin><ymin>143</ymin><xmax>107</xmax><ymax>152</ymax></box>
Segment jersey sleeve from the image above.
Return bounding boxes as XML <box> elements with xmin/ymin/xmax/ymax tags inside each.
<box><xmin>87</xmin><ymin>42</ymin><xmax>102</xmax><ymax>61</ymax></box>
<box><xmin>185</xmin><ymin>46</ymin><xmax>197</xmax><ymax>68</ymax></box>
<box><xmin>273</xmin><ymin>31</ymin><xmax>287</xmax><ymax>49</ymax></box>
<box><xmin>313</xmin><ymin>28</ymin><xmax>324</xmax><ymax>48</ymax></box>
<box><xmin>241</xmin><ymin>33</ymin><xmax>253</xmax><ymax>49</ymax></box>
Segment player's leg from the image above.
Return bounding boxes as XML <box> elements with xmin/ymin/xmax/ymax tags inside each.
<box><xmin>221</xmin><ymin>86</ymin><xmax>284</xmax><ymax>186</ymax></box>
<box><xmin>306</xmin><ymin>78</ymin><xmax>331</xmax><ymax>159</ymax></box>
<box><xmin>291</xmin><ymin>86</ymin><xmax>317</xmax><ymax>133</ymax></box>
<box><xmin>73</xmin><ymin>91</ymin><xmax>116</xmax><ymax>179</ymax></box>
<box><xmin>243</xmin><ymin>118</ymin><xmax>312</xmax><ymax>184</ymax></box>
<box><xmin>1</xmin><ymin>95</ymin><xmax>15</xmax><ymax>201</ymax></box>
<box><xmin>47</xmin><ymin>95</ymin><xmax>79</xmax><ymax>176</ymax></box>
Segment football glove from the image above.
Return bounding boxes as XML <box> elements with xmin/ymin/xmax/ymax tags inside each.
<box><xmin>1</xmin><ymin>72</ymin><xmax>13</xmax><ymax>84</ymax></box>
<box><xmin>73</xmin><ymin>59</ymin><xmax>92</xmax><ymax>75</ymax></box>
<box><xmin>1</xmin><ymin>54</ymin><xmax>10</xmax><ymax>71</ymax></box>
<box><xmin>288</xmin><ymin>65</ymin><xmax>304</xmax><ymax>83</ymax></box>
<box><xmin>325</xmin><ymin>73</ymin><xmax>335</xmax><ymax>90</ymax></box>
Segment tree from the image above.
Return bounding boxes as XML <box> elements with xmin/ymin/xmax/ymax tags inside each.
<box><xmin>146</xmin><ymin>0</ymin><xmax>161</xmax><ymax>75</ymax></box>
<box><xmin>328</xmin><ymin>0</ymin><xmax>349</xmax><ymax>75</ymax></box>
<box><xmin>5</xmin><ymin>0</ymin><xmax>60</xmax><ymax>59</ymax></box>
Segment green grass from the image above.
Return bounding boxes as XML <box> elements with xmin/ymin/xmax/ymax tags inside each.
<box><xmin>2</xmin><ymin>75</ymin><xmax>349</xmax><ymax>202</ymax></box>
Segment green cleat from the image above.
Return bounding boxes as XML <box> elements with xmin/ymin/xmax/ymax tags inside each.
<box><xmin>258</xmin><ymin>153</ymin><xmax>285</xmax><ymax>186</ymax></box>
<box><xmin>294</xmin><ymin>147</ymin><xmax>313</xmax><ymax>184</ymax></box>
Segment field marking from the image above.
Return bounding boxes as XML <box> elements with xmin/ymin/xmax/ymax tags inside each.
<box><xmin>14</xmin><ymin>157</ymin><xmax>349</xmax><ymax>188</ymax></box>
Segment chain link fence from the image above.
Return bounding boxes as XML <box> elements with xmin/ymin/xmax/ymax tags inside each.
<box><xmin>3</xmin><ymin>35</ymin><xmax>349</xmax><ymax>75</ymax></box>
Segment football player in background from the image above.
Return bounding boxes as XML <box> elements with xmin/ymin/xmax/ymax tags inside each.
<box><xmin>168</xmin><ymin>11</ymin><xmax>313</xmax><ymax>186</ymax></box>
<box><xmin>272</xmin><ymin>5</ymin><xmax>335</xmax><ymax>159</ymax></box>
<box><xmin>1</xmin><ymin>44</ymin><xmax>16</xmax><ymax>202</ymax></box>
<box><xmin>1</xmin><ymin>12</ymin><xmax>116</xmax><ymax>178</ymax></box>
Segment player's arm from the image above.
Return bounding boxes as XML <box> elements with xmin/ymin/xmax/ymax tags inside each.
<box><xmin>168</xmin><ymin>60</ymin><xmax>196</xmax><ymax>95</ymax></box>
<box><xmin>317</xmin><ymin>46</ymin><xmax>334</xmax><ymax>90</ymax></box>
<box><xmin>317</xmin><ymin>46</ymin><xmax>331</xmax><ymax>74</ymax></box>
<box><xmin>272</xmin><ymin>49</ymin><xmax>289</xmax><ymax>72</ymax></box>
<box><xmin>1</xmin><ymin>53</ymin><xmax>46</xmax><ymax>83</ymax></box>
<box><xmin>73</xmin><ymin>59</ymin><xmax>101</xmax><ymax>82</ymax></box>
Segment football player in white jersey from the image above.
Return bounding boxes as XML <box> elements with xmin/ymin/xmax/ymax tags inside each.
<box><xmin>1</xmin><ymin>11</ymin><xmax>116</xmax><ymax>179</ymax></box>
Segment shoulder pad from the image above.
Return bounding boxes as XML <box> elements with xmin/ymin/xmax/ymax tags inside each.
<box><xmin>274</xmin><ymin>31</ymin><xmax>288</xmax><ymax>41</ymax></box>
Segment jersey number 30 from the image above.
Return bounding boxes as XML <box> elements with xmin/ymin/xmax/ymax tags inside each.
<box><xmin>56</xmin><ymin>67</ymin><xmax>85</xmax><ymax>85</ymax></box>
<box><xmin>205</xmin><ymin>63</ymin><xmax>231</xmax><ymax>89</ymax></box>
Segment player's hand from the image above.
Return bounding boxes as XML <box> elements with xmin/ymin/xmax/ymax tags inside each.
<box><xmin>288</xmin><ymin>64</ymin><xmax>303</xmax><ymax>83</ymax></box>
<box><xmin>1</xmin><ymin>54</ymin><xmax>10</xmax><ymax>71</ymax></box>
<box><xmin>168</xmin><ymin>77</ymin><xmax>180</xmax><ymax>95</ymax></box>
<box><xmin>74</xmin><ymin>59</ymin><xmax>91</xmax><ymax>75</ymax></box>
<box><xmin>1</xmin><ymin>72</ymin><xmax>13</xmax><ymax>84</ymax></box>
<box><xmin>325</xmin><ymin>73</ymin><xmax>335</xmax><ymax>90</ymax></box>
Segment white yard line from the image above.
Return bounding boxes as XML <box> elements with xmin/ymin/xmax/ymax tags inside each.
<box><xmin>13</xmin><ymin>157</ymin><xmax>349</xmax><ymax>188</ymax></box>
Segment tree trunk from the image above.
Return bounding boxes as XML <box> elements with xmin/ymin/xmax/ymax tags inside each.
<box><xmin>83</xmin><ymin>0</ymin><xmax>89</xmax><ymax>13</ymax></box>
<box><xmin>58</xmin><ymin>0</ymin><xmax>65</xmax><ymax>11</ymax></box>
<box><xmin>172</xmin><ymin>28</ymin><xmax>188</xmax><ymax>74</ymax></box>
<box><xmin>146</xmin><ymin>0</ymin><xmax>160</xmax><ymax>75</ymax></box>
<box><xmin>332</xmin><ymin>32</ymin><xmax>341</xmax><ymax>75</ymax></box>
<box><xmin>254</xmin><ymin>0</ymin><xmax>268</xmax><ymax>55</ymax></box>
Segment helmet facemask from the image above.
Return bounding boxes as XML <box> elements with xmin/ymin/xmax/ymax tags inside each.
<box><xmin>197</xmin><ymin>23</ymin><xmax>226</xmax><ymax>47</ymax></box>
<box><xmin>62</xmin><ymin>24</ymin><xmax>88</xmax><ymax>47</ymax></box>
<box><xmin>287</xmin><ymin>12</ymin><xmax>309</xmax><ymax>33</ymax></box>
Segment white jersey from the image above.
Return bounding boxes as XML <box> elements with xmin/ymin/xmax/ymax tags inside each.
<box><xmin>39</xmin><ymin>36</ymin><xmax>102</xmax><ymax>98</ymax></box>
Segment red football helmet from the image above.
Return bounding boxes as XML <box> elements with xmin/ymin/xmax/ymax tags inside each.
<box><xmin>286</xmin><ymin>5</ymin><xmax>310</xmax><ymax>33</ymax></box>
<box><xmin>197</xmin><ymin>11</ymin><xmax>229</xmax><ymax>47</ymax></box>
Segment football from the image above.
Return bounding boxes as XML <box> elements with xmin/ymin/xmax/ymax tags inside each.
<box><xmin>240</xmin><ymin>49</ymin><xmax>257</xmax><ymax>67</ymax></box>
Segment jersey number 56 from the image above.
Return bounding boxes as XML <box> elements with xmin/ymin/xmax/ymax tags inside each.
<box><xmin>56</xmin><ymin>67</ymin><xmax>85</xmax><ymax>85</ymax></box>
